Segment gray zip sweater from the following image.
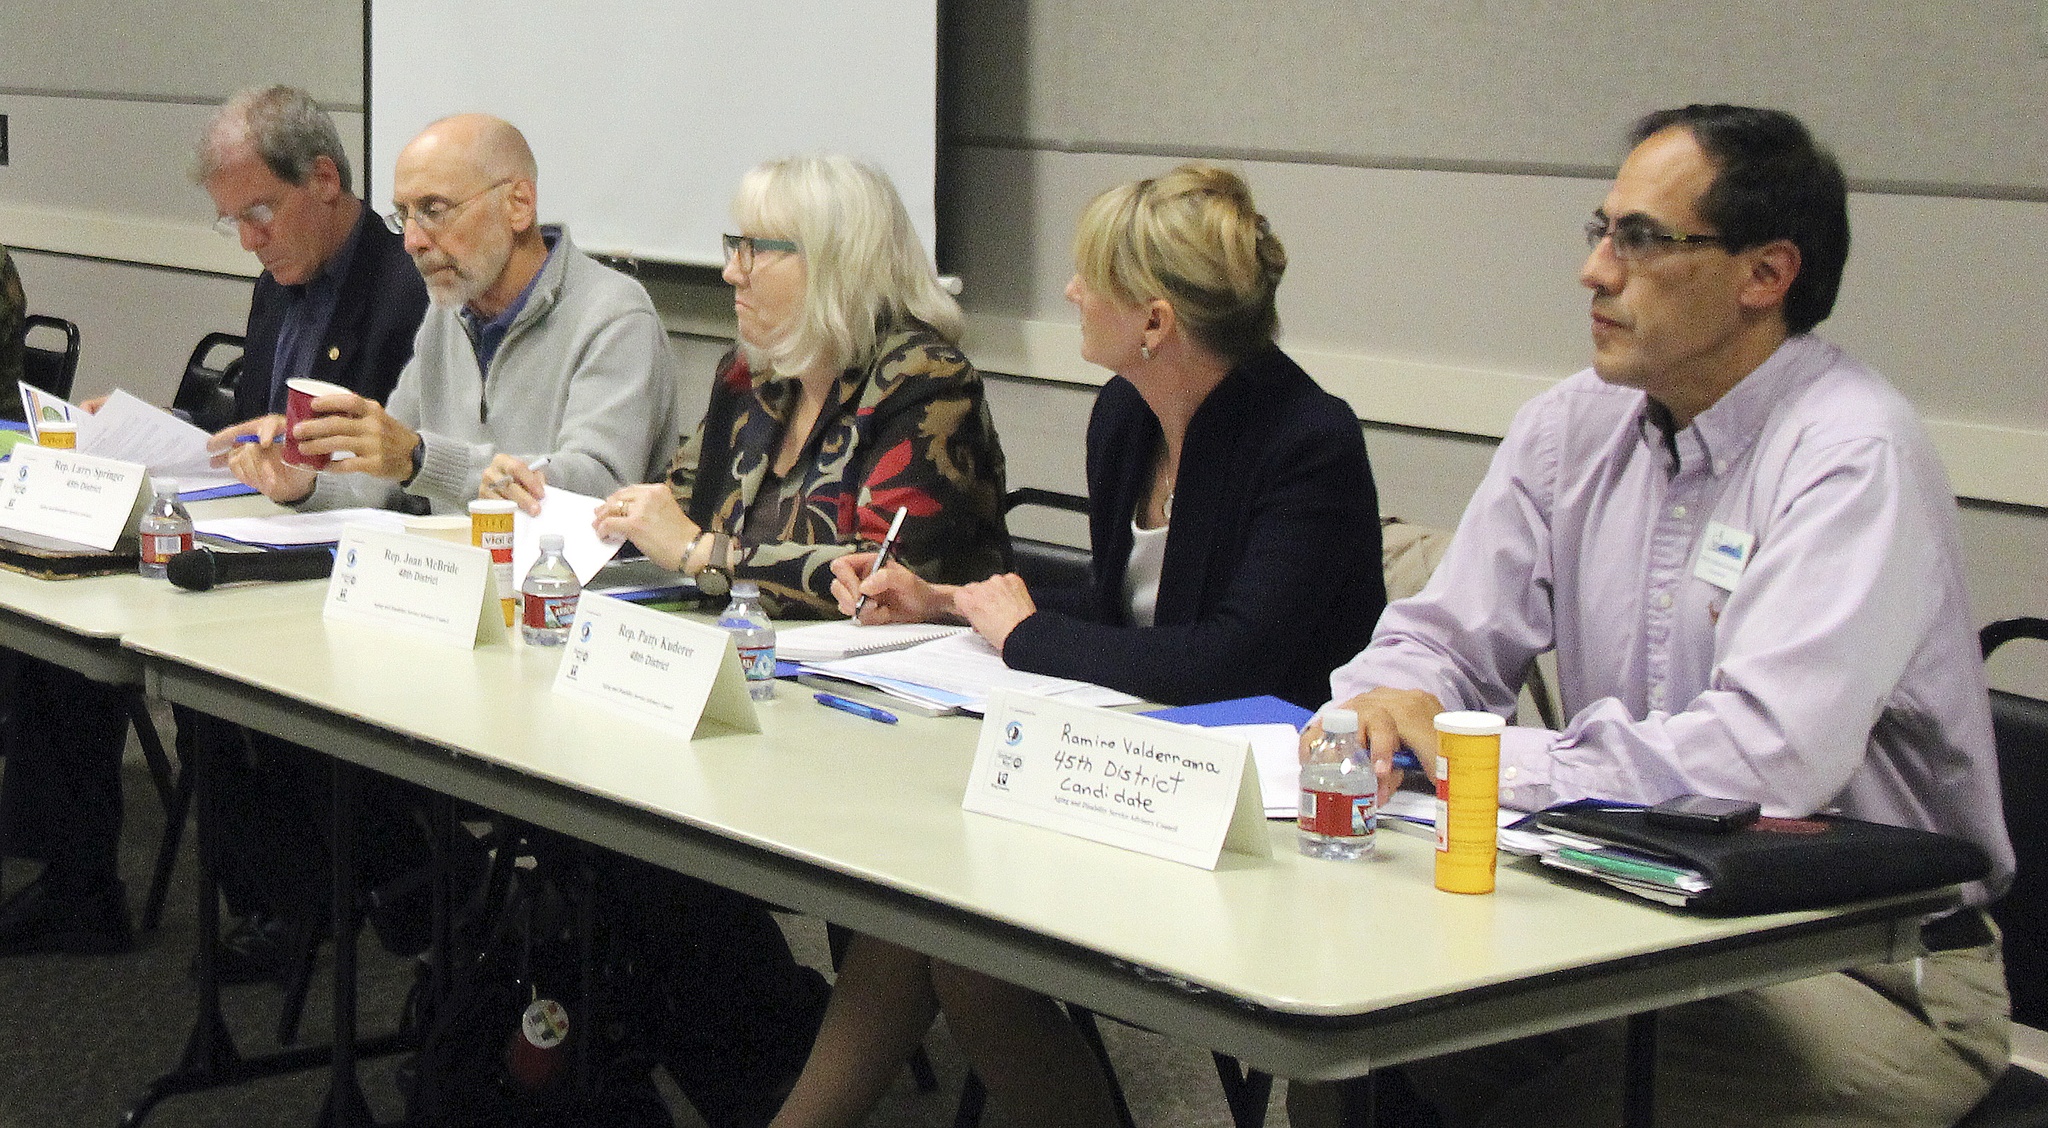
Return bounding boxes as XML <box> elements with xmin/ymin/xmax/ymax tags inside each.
<box><xmin>303</xmin><ymin>227</ymin><xmax>681</xmax><ymax>513</ymax></box>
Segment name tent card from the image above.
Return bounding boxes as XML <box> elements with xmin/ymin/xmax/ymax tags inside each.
<box><xmin>964</xmin><ymin>690</ymin><xmax>1270</xmax><ymax>870</ymax></box>
<box><xmin>0</xmin><ymin>444</ymin><xmax>147</xmax><ymax>550</ymax></box>
<box><xmin>551</xmin><ymin>593</ymin><xmax>760</xmax><ymax>738</ymax></box>
<box><xmin>324</xmin><ymin>526</ymin><xmax>505</xmax><ymax>647</ymax></box>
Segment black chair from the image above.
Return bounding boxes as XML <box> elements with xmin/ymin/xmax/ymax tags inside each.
<box><xmin>1953</xmin><ymin>616</ymin><xmax>2048</xmax><ymax>1128</ymax></box>
<box><xmin>18</xmin><ymin>313</ymin><xmax>80</xmax><ymax>400</ymax></box>
<box><xmin>169</xmin><ymin>331</ymin><xmax>246</xmax><ymax>433</ymax></box>
<box><xmin>1003</xmin><ymin>487</ymin><xmax>1091</xmax><ymax>592</ymax></box>
<box><xmin>1983</xmin><ymin>616</ymin><xmax>2048</xmax><ymax>1029</ymax></box>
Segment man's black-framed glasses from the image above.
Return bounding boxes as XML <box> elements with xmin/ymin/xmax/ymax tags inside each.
<box><xmin>723</xmin><ymin>233</ymin><xmax>799</xmax><ymax>273</ymax></box>
<box><xmin>382</xmin><ymin>180</ymin><xmax>516</xmax><ymax>235</ymax></box>
<box><xmin>1584</xmin><ymin>214</ymin><xmax>1729</xmax><ymax>262</ymax></box>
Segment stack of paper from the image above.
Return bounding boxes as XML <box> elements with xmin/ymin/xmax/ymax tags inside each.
<box><xmin>779</xmin><ymin>621</ymin><xmax>968</xmax><ymax>662</ymax></box>
<box><xmin>1536</xmin><ymin>837</ymin><xmax>1711</xmax><ymax>906</ymax></box>
<box><xmin>801</xmin><ymin>630</ymin><xmax>1139</xmax><ymax>715</ymax></box>
<box><xmin>196</xmin><ymin>508</ymin><xmax>412</xmax><ymax>548</ymax></box>
<box><xmin>15</xmin><ymin>386</ymin><xmax>242</xmax><ymax>493</ymax></box>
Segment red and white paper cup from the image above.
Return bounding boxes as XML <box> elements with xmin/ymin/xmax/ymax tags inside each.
<box><xmin>283</xmin><ymin>377</ymin><xmax>351</xmax><ymax>469</ymax></box>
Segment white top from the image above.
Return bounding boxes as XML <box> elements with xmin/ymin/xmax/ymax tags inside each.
<box><xmin>1121</xmin><ymin>519</ymin><xmax>1168</xmax><ymax>627</ymax></box>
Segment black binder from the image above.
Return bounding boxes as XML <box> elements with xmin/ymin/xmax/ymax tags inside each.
<box><xmin>0</xmin><ymin>528</ymin><xmax>139</xmax><ymax>579</ymax></box>
<box><xmin>1533</xmin><ymin>807</ymin><xmax>1989</xmax><ymax>915</ymax></box>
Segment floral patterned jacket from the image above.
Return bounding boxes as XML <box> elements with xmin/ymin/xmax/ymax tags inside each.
<box><xmin>669</xmin><ymin>321</ymin><xmax>1010</xmax><ymax>618</ymax></box>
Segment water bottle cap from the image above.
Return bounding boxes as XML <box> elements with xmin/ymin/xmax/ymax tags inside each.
<box><xmin>731</xmin><ymin>580</ymin><xmax>760</xmax><ymax>598</ymax></box>
<box><xmin>1319</xmin><ymin>708</ymin><xmax>1359</xmax><ymax>735</ymax></box>
<box><xmin>538</xmin><ymin>533</ymin><xmax>565</xmax><ymax>552</ymax></box>
<box><xmin>153</xmin><ymin>477</ymin><xmax>179</xmax><ymax>495</ymax></box>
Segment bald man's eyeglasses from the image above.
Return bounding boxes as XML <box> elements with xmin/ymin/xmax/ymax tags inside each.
<box><xmin>722</xmin><ymin>234</ymin><xmax>799</xmax><ymax>273</ymax></box>
<box><xmin>1584</xmin><ymin>214</ymin><xmax>1729</xmax><ymax>262</ymax></box>
<box><xmin>383</xmin><ymin>180</ymin><xmax>515</xmax><ymax>235</ymax></box>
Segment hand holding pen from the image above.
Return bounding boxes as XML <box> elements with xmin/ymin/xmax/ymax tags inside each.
<box><xmin>481</xmin><ymin>454</ymin><xmax>551</xmax><ymax>515</ymax></box>
<box><xmin>851</xmin><ymin>506</ymin><xmax>909</xmax><ymax>618</ymax></box>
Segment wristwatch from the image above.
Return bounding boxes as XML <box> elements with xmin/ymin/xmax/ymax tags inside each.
<box><xmin>695</xmin><ymin>531</ymin><xmax>733</xmax><ymax>599</ymax></box>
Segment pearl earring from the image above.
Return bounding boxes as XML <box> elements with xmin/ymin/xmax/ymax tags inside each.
<box><xmin>1139</xmin><ymin>344</ymin><xmax>1153</xmax><ymax>361</ymax></box>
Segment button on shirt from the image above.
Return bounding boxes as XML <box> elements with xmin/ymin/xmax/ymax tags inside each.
<box><xmin>1329</xmin><ymin>334</ymin><xmax>2011</xmax><ymax>902</ymax></box>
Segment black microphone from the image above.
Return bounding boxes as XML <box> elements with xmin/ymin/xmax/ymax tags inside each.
<box><xmin>166</xmin><ymin>545</ymin><xmax>337</xmax><ymax>592</ymax></box>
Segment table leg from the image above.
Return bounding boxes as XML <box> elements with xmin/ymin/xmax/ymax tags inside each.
<box><xmin>1622</xmin><ymin>1010</ymin><xmax>1658</xmax><ymax>1128</ymax></box>
<box><xmin>315</xmin><ymin>759</ymin><xmax>374</xmax><ymax>1128</ymax></box>
<box><xmin>120</xmin><ymin>711</ymin><xmax>338</xmax><ymax>1127</ymax></box>
<box><xmin>1211</xmin><ymin>1054</ymin><xmax>1273</xmax><ymax>1128</ymax></box>
<box><xmin>1333</xmin><ymin>1073</ymin><xmax>1375</xmax><ymax>1128</ymax></box>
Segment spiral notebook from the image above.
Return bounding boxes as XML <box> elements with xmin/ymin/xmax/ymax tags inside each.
<box><xmin>777</xmin><ymin>621</ymin><xmax>969</xmax><ymax>662</ymax></box>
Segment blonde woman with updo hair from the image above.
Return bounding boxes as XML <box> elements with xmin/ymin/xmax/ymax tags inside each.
<box><xmin>778</xmin><ymin>167</ymin><xmax>1386</xmax><ymax>1127</ymax></box>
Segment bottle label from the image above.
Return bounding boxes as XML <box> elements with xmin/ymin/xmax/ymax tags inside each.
<box><xmin>1435</xmin><ymin>765</ymin><xmax>1450</xmax><ymax>851</ymax></box>
<box><xmin>737</xmin><ymin>642</ymin><xmax>775</xmax><ymax>682</ymax></box>
<box><xmin>522</xmin><ymin>592</ymin><xmax>578</xmax><ymax>630</ymax></box>
<box><xmin>1299</xmin><ymin>789</ymin><xmax>1375</xmax><ymax>838</ymax></box>
<box><xmin>142</xmin><ymin>531</ymin><xmax>194</xmax><ymax>565</ymax></box>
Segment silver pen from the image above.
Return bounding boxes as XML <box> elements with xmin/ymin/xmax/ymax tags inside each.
<box><xmin>852</xmin><ymin>506</ymin><xmax>909</xmax><ymax>617</ymax></box>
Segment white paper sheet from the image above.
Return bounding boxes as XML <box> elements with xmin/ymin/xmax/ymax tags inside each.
<box><xmin>811</xmin><ymin>631</ymin><xmax>1140</xmax><ymax>714</ymax></box>
<box><xmin>1204</xmin><ymin>722</ymin><xmax>1311</xmax><ymax>817</ymax></box>
<box><xmin>77</xmin><ymin>390</ymin><xmax>241</xmax><ymax>491</ymax></box>
<box><xmin>512</xmin><ymin>486</ymin><xmax>624</xmax><ymax>586</ymax></box>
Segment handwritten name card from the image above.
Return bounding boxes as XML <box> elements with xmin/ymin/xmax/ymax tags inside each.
<box><xmin>964</xmin><ymin>690</ymin><xmax>1269</xmax><ymax>869</ymax></box>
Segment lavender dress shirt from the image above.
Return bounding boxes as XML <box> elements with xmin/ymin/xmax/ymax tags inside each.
<box><xmin>1331</xmin><ymin>334</ymin><xmax>2012</xmax><ymax>902</ymax></box>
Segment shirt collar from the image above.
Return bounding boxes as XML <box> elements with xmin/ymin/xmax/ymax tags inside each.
<box><xmin>461</xmin><ymin>229</ymin><xmax>558</xmax><ymax>340</ymax></box>
<box><xmin>1634</xmin><ymin>334</ymin><xmax>1820</xmax><ymax>477</ymax></box>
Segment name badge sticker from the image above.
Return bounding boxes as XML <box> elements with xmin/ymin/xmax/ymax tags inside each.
<box><xmin>1693</xmin><ymin>521</ymin><xmax>1755</xmax><ymax>592</ymax></box>
<box><xmin>964</xmin><ymin>690</ymin><xmax>1270</xmax><ymax>870</ymax></box>
<box><xmin>551</xmin><ymin>593</ymin><xmax>759</xmax><ymax>738</ymax></box>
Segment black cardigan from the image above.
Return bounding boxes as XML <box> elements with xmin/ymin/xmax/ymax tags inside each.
<box><xmin>237</xmin><ymin>205</ymin><xmax>429</xmax><ymax>418</ymax></box>
<box><xmin>1003</xmin><ymin>346</ymin><xmax>1385</xmax><ymax>709</ymax></box>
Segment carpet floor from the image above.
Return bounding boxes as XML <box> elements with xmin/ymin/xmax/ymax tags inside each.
<box><xmin>0</xmin><ymin>721</ymin><xmax>1288</xmax><ymax>1128</ymax></box>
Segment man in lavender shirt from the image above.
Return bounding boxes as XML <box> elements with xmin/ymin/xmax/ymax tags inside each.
<box><xmin>1303</xmin><ymin>106</ymin><xmax>2013</xmax><ymax>1126</ymax></box>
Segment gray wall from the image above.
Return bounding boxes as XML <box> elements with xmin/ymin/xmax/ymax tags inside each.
<box><xmin>1</xmin><ymin>0</ymin><xmax>2043</xmax><ymax>695</ymax></box>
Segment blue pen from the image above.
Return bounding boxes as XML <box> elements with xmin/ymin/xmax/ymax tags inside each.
<box><xmin>813</xmin><ymin>692</ymin><xmax>898</xmax><ymax>725</ymax></box>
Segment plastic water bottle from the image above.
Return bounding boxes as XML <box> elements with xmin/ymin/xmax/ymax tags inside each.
<box><xmin>717</xmin><ymin>580</ymin><xmax>776</xmax><ymax>701</ymax></box>
<box><xmin>1298</xmin><ymin>708</ymin><xmax>1376</xmax><ymax>860</ymax></box>
<box><xmin>138</xmin><ymin>478</ymin><xmax>194</xmax><ymax>580</ymax></box>
<box><xmin>519</xmin><ymin>533</ymin><xmax>579</xmax><ymax>646</ymax></box>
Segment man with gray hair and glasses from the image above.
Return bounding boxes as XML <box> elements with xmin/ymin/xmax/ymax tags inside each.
<box><xmin>0</xmin><ymin>86</ymin><xmax>429</xmax><ymax>964</ymax></box>
<box><xmin>214</xmin><ymin>112</ymin><xmax>680</xmax><ymax>514</ymax></box>
<box><xmin>197</xmin><ymin>84</ymin><xmax>429</xmax><ymax>418</ymax></box>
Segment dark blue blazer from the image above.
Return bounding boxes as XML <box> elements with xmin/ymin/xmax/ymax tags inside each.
<box><xmin>237</xmin><ymin>204</ymin><xmax>429</xmax><ymax>418</ymax></box>
<box><xmin>1003</xmin><ymin>346</ymin><xmax>1386</xmax><ymax>710</ymax></box>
